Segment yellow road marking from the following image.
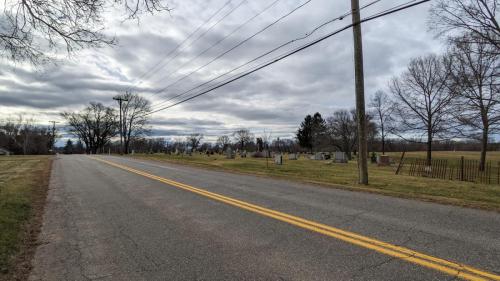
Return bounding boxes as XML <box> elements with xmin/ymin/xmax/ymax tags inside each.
<box><xmin>91</xmin><ymin>156</ymin><xmax>500</xmax><ymax>281</ymax></box>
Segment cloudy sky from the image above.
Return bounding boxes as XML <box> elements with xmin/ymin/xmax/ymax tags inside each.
<box><xmin>0</xmin><ymin>0</ymin><xmax>444</xmax><ymax>143</ymax></box>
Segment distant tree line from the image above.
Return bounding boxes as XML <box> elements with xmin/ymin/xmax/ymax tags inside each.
<box><xmin>0</xmin><ymin>116</ymin><xmax>55</xmax><ymax>155</ymax></box>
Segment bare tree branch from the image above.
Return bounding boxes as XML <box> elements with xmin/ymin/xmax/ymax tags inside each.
<box><xmin>0</xmin><ymin>0</ymin><xmax>170</xmax><ymax>64</ymax></box>
<box><xmin>429</xmin><ymin>0</ymin><xmax>500</xmax><ymax>52</ymax></box>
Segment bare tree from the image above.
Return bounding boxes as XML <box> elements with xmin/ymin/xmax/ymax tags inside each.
<box><xmin>62</xmin><ymin>102</ymin><xmax>117</xmax><ymax>154</ymax></box>
<box><xmin>186</xmin><ymin>133</ymin><xmax>203</xmax><ymax>152</ymax></box>
<box><xmin>448</xmin><ymin>35</ymin><xmax>500</xmax><ymax>170</ymax></box>
<box><xmin>120</xmin><ymin>93</ymin><xmax>151</xmax><ymax>154</ymax></box>
<box><xmin>429</xmin><ymin>0</ymin><xmax>500</xmax><ymax>51</ymax></box>
<box><xmin>325</xmin><ymin>109</ymin><xmax>377</xmax><ymax>159</ymax></box>
<box><xmin>216</xmin><ymin>135</ymin><xmax>231</xmax><ymax>152</ymax></box>
<box><xmin>326</xmin><ymin>110</ymin><xmax>358</xmax><ymax>159</ymax></box>
<box><xmin>172</xmin><ymin>137</ymin><xmax>185</xmax><ymax>153</ymax></box>
<box><xmin>390</xmin><ymin>54</ymin><xmax>454</xmax><ymax>165</ymax></box>
<box><xmin>233</xmin><ymin>129</ymin><xmax>253</xmax><ymax>150</ymax></box>
<box><xmin>261</xmin><ymin>130</ymin><xmax>273</xmax><ymax>151</ymax></box>
<box><xmin>1</xmin><ymin>0</ymin><xmax>170</xmax><ymax>64</ymax></box>
<box><xmin>369</xmin><ymin>90</ymin><xmax>394</xmax><ymax>155</ymax></box>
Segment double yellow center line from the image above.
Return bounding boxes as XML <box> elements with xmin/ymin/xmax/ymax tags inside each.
<box><xmin>91</xmin><ymin>157</ymin><xmax>500</xmax><ymax>281</ymax></box>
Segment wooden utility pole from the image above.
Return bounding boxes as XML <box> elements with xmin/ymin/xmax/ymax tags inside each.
<box><xmin>49</xmin><ymin>121</ymin><xmax>59</xmax><ymax>152</ymax></box>
<box><xmin>113</xmin><ymin>95</ymin><xmax>129</xmax><ymax>155</ymax></box>
<box><xmin>351</xmin><ymin>0</ymin><xmax>369</xmax><ymax>184</ymax></box>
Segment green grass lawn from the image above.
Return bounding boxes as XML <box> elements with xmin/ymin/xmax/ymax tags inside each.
<box><xmin>133</xmin><ymin>152</ymin><xmax>500</xmax><ymax>211</ymax></box>
<box><xmin>0</xmin><ymin>156</ymin><xmax>52</xmax><ymax>279</ymax></box>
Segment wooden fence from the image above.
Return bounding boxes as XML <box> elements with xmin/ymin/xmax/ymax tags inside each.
<box><xmin>396</xmin><ymin>156</ymin><xmax>499</xmax><ymax>185</ymax></box>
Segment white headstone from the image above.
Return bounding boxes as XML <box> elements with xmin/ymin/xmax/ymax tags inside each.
<box><xmin>334</xmin><ymin>151</ymin><xmax>348</xmax><ymax>163</ymax></box>
<box><xmin>274</xmin><ymin>154</ymin><xmax>283</xmax><ymax>165</ymax></box>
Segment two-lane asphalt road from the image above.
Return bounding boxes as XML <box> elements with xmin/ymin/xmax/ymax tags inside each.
<box><xmin>29</xmin><ymin>155</ymin><xmax>500</xmax><ymax>280</ymax></box>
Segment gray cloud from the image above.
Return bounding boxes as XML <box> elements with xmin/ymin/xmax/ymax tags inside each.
<box><xmin>1</xmin><ymin>0</ymin><xmax>441</xmax><ymax>140</ymax></box>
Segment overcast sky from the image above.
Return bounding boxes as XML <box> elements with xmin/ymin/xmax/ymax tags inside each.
<box><xmin>0</xmin><ymin>0</ymin><xmax>444</xmax><ymax>143</ymax></box>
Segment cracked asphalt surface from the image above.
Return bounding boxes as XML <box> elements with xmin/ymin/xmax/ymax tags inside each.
<box><xmin>29</xmin><ymin>155</ymin><xmax>500</xmax><ymax>280</ymax></box>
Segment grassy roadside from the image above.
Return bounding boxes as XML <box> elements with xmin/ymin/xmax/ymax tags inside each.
<box><xmin>0</xmin><ymin>156</ymin><xmax>52</xmax><ymax>281</ymax></box>
<box><xmin>132</xmin><ymin>153</ymin><xmax>500</xmax><ymax>212</ymax></box>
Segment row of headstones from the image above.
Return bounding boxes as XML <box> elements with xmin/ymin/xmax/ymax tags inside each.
<box><xmin>224</xmin><ymin>148</ymin><xmax>300</xmax><ymax>161</ymax></box>
<box><xmin>309</xmin><ymin>152</ymin><xmax>392</xmax><ymax>166</ymax></box>
<box><xmin>309</xmin><ymin>152</ymin><xmax>348</xmax><ymax>163</ymax></box>
<box><xmin>223</xmin><ymin>148</ymin><xmax>392</xmax><ymax>166</ymax></box>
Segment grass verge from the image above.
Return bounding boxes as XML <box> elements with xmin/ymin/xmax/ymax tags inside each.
<box><xmin>132</xmin><ymin>153</ymin><xmax>500</xmax><ymax>212</ymax></box>
<box><xmin>0</xmin><ymin>156</ymin><xmax>52</xmax><ymax>281</ymax></box>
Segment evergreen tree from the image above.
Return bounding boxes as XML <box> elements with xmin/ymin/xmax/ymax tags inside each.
<box><xmin>297</xmin><ymin>112</ymin><xmax>327</xmax><ymax>152</ymax></box>
<box><xmin>311</xmin><ymin>112</ymin><xmax>327</xmax><ymax>150</ymax></box>
<box><xmin>297</xmin><ymin>115</ymin><xmax>313</xmax><ymax>152</ymax></box>
<box><xmin>63</xmin><ymin>139</ymin><xmax>74</xmax><ymax>154</ymax></box>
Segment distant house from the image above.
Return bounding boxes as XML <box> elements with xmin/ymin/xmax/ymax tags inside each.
<box><xmin>0</xmin><ymin>148</ymin><xmax>11</xmax><ymax>156</ymax></box>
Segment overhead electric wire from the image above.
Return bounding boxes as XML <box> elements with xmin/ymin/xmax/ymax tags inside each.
<box><xmin>145</xmin><ymin>0</ymin><xmax>431</xmax><ymax>116</ymax></box>
<box><xmin>150</xmin><ymin>0</ymin><xmax>382</xmax><ymax>110</ymax></box>
<box><xmin>146</xmin><ymin>0</ymin><xmax>282</xmax><ymax>95</ymax></box>
<box><xmin>129</xmin><ymin>0</ymin><xmax>246</xmax><ymax>92</ymax></box>
<box><xmin>126</xmin><ymin>0</ymin><xmax>233</xmax><ymax>91</ymax></box>
<box><xmin>148</xmin><ymin>0</ymin><xmax>313</xmax><ymax>100</ymax></box>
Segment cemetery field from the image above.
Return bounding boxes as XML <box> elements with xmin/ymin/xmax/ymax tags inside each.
<box><xmin>133</xmin><ymin>152</ymin><xmax>500</xmax><ymax>211</ymax></box>
<box><xmin>0</xmin><ymin>156</ymin><xmax>52</xmax><ymax>280</ymax></box>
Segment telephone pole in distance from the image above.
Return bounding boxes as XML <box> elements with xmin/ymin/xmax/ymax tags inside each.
<box><xmin>49</xmin><ymin>121</ymin><xmax>59</xmax><ymax>152</ymax></box>
<box><xmin>113</xmin><ymin>94</ymin><xmax>129</xmax><ymax>155</ymax></box>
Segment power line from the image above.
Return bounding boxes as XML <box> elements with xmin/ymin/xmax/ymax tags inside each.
<box><xmin>146</xmin><ymin>0</ymin><xmax>431</xmax><ymax>116</ymax></box>
<box><xmin>150</xmin><ymin>0</ymin><xmax>420</xmax><ymax>111</ymax></box>
<box><xmin>150</xmin><ymin>0</ymin><xmax>382</xmax><ymax>110</ymax></box>
<box><xmin>129</xmin><ymin>0</ymin><xmax>245</xmax><ymax>92</ymax></box>
<box><xmin>146</xmin><ymin>0</ymin><xmax>282</xmax><ymax>96</ymax></box>
<box><xmin>126</xmin><ymin>0</ymin><xmax>234</xmax><ymax>91</ymax></box>
<box><xmin>148</xmin><ymin>0</ymin><xmax>314</xmax><ymax>102</ymax></box>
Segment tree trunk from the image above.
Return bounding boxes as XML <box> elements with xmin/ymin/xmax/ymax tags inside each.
<box><xmin>426</xmin><ymin>123</ymin><xmax>432</xmax><ymax>166</ymax></box>
<box><xmin>480</xmin><ymin>127</ymin><xmax>488</xmax><ymax>171</ymax></box>
<box><xmin>381</xmin><ymin>135</ymin><xmax>385</xmax><ymax>155</ymax></box>
<box><xmin>124</xmin><ymin>139</ymin><xmax>130</xmax><ymax>154</ymax></box>
<box><xmin>426</xmin><ymin>133</ymin><xmax>432</xmax><ymax>166</ymax></box>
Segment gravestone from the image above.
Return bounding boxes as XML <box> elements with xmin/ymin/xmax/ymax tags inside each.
<box><xmin>264</xmin><ymin>150</ymin><xmax>271</xmax><ymax>158</ymax></box>
<box><xmin>377</xmin><ymin>155</ymin><xmax>391</xmax><ymax>166</ymax></box>
<box><xmin>225</xmin><ymin>147</ymin><xmax>235</xmax><ymax>159</ymax></box>
<box><xmin>311</xmin><ymin>152</ymin><xmax>326</xmax><ymax>160</ymax></box>
<box><xmin>288</xmin><ymin>153</ymin><xmax>298</xmax><ymax>160</ymax></box>
<box><xmin>334</xmin><ymin>151</ymin><xmax>348</xmax><ymax>163</ymax></box>
<box><xmin>274</xmin><ymin>154</ymin><xmax>283</xmax><ymax>165</ymax></box>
